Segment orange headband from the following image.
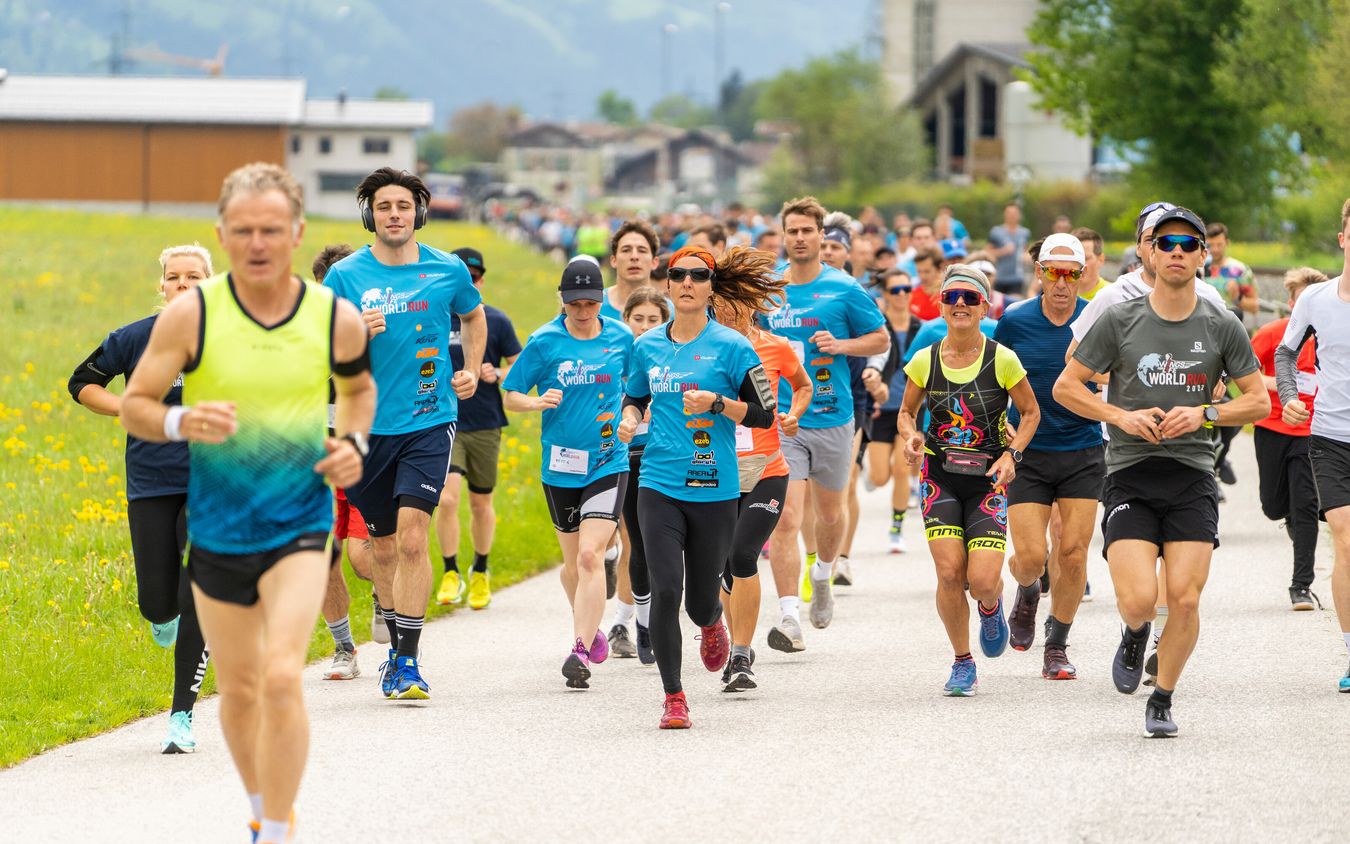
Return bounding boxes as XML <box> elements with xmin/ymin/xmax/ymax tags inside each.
<box><xmin>668</xmin><ymin>246</ymin><xmax>716</xmax><ymax>272</ymax></box>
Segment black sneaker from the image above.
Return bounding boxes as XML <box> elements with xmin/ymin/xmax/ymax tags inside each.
<box><xmin>722</xmin><ymin>654</ymin><xmax>757</xmax><ymax>692</ymax></box>
<box><xmin>1112</xmin><ymin>624</ymin><xmax>1150</xmax><ymax>694</ymax></box>
<box><xmin>1290</xmin><ymin>586</ymin><xmax>1320</xmax><ymax>611</ymax></box>
<box><xmin>1008</xmin><ymin>586</ymin><xmax>1040</xmax><ymax>651</ymax></box>
<box><xmin>1218</xmin><ymin>459</ymin><xmax>1237</xmax><ymax>486</ymax></box>
<box><xmin>1143</xmin><ymin>648</ymin><xmax>1158</xmax><ymax>687</ymax></box>
<box><xmin>608</xmin><ymin>623</ymin><xmax>637</xmax><ymax>658</ymax></box>
<box><xmin>635</xmin><ymin>621</ymin><xmax>655</xmax><ymax>665</ymax></box>
<box><xmin>1144</xmin><ymin>700</ymin><xmax>1178</xmax><ymax>738</ymax></box>
<box><xmin>604</xmin><ymin>554</ymin><xmax>618</xmax><ymax>600</ymax></box>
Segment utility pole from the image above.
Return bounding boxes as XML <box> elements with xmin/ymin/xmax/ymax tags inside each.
<box><xmin>660</xmin><ymin>23</ymin><xmax>678</xmax><ymax>101</ymax></box>
<box><xmin>714</xmin><ymin>3</ymin><xmax>731</xmax><ymax>122</ymax></box>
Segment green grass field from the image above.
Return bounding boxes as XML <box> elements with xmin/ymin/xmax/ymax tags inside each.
<box><xmin>0</xmin><ymin>208</ymin><xmax>565</xmax><ymax>766</ymax></box>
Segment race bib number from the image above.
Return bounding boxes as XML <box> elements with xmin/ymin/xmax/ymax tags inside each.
<box><xmin>788</xmin><ymin>340</ymin><xmax>805</xmax><ymax>362</ymax></box>
<box><xmin>327</xmin><ymin>404</ymin><xmax>337</xmax><ymax>429</ymax></box>
<box><xmin>549</xmin><ymin>445</ymin><xmax>589</xmax><ymax>475</ymax></box>
<box><xmin>735</xmin><ymin>425</ymin><xmax>754</xmax><ymax>453</ymax></box>
<box><xmin>1296</xmin><ymin>371</ymin><xmax>1318</xmax><ymax>397</ymax></box>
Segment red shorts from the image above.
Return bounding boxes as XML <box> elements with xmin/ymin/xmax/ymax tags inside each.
<box><xmin>334</xmin><ymin>487</ymin><xmax>369</xmax><ymax>542</ymax></box>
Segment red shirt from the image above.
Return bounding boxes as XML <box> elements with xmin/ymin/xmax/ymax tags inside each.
<box><xmin>910</xmin><ymin>286</ymin><xmax>941</xmax><ymax>321</ymax></box>
<box><xmin>1250</xmin><ymin>317</ymin><xmax>1316</xmax><ymax>436</ymax></box>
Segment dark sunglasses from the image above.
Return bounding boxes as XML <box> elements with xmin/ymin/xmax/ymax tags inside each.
<box><xmin>1039</xmin><ymin>265</ymin><xmax>1083</xmax><ymax>283</ymax></box>
<box><xmin>887</xmin><ymin>284</ymin><xmax>913</xmax><ymax>294</ymax></box>
<box><xmin>667</xmin><ymin>266</ymin><xmax>714</xmax><ymax>283</ymax></box>
<box><xmin>940</xmin><ymin>289</ymin><xmax>985</xmax><ymax>307</ymax></box>
<box><xmin>1152</xmin><ymin>234</ymin><xmax>1204</xmax><ymax>253</ymax></box>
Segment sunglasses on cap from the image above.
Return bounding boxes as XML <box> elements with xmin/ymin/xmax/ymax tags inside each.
<box><xmin>1152</xmin><ymin>234</ymin><xmax>1205</xmax><ymax>253</ymax></box>
<box><xmin>1137</xmin><ymin>201</ymin><xmax>1172</xmax><ymax>219</ymax></box>
<box><xmin>1039</xmin><ymin>264</ymin><xmax>1083</xmax><ymax>283</ymax></box>
<box><xmin>940</xmin><ymin>289</ymin><xmax>984</xmax><ymax>307</ymax></box>
<box><xmin>667</xmin><ymin>266</ymin><xmax>714</xmax><ymax>283</ymax></box>
<box><xmin>887</xmin><ymin>284</ymin><xmax>913</xmax><ymax>294</ymax></box>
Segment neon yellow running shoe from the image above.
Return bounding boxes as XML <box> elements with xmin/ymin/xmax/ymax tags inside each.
<box><xmin>800</xmin><ymin>552</ymin><xmax>817</xmax><ymax>603</ymax></box>
<box><xmin>437</xmin><ymin>570</ymin><xmax>465</xmax><ymax>606</ymax></box>
<box><xmin>468</xmin><ymin>571</ymin><xmax>492</xmax><ymax>610</ymax></box>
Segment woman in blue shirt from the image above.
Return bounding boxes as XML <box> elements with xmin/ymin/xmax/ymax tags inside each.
<box><xmin>618</xmin><ymin>245</ymin><xmax>780</xmax><ymax>729</ymax></box>
<box><xmin>503</xmin><ymin>258</ymin><xmax>634</xmax><ymax>690</ymax></box>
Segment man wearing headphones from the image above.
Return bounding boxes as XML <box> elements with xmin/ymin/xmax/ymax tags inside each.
<box><xmin>323</xmin><ymin>167</ymin><xmax>486</xmax><ymax>700</ymax></box>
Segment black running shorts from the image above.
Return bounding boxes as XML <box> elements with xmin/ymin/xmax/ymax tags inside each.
<box><xmin>1309</xmin><ymin>434</ymin><xmax>1350</xmax><ymax>519</ymax></box>
<box><xmin>1008</xmin><ymin>444</ymin><xmax>1106</xmax><ymax>507</ymax></box>
<box><xmin>920</xmin><ymin>453</ymin><xmax>1007</xmax><ymax>553</ymax></box>
<box><xmin>1100</xmin><ymin>456</ymin><xmax>1218</xmax><ymax>558</ymax></box>
<box><xmin>188</xmin><ymin>531</ymin><xmax>330</xmax><ymax>606</ymax></box>
<box><xmin>542</xmin><ymin>472</ymin><xmax>627</xmax><ymax>533</ymax></box>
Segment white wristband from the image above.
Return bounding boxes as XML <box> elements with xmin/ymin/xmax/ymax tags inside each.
<box><xmin>164</xmin><ymin>405</ymin><xmax>190</xmax><ymax>441</ymax></box>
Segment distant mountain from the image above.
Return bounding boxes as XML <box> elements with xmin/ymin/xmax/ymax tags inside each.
<box><xmin>2</xmin><ymin>0</ymin><xmax>871</xmax><ymax>127</ymax></box>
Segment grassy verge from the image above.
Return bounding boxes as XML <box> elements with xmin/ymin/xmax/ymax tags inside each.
<box><xmin>0</xmin><ymin>208</ymin><xmax>563</xmax><ymax>766</ymax></box>
<box><xmin>1106</xmin><ymin>240</ymin><xmax>1342</xmax><ymax>272</ymax></box>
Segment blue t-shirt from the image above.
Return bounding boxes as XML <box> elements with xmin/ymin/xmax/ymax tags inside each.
<box><xmin>759</xmin><ymin>265</ymin><xmax>886</xmax><ymax>428</ymax></box>
<box><xmin>903</xmin><ymin>317</ymin><xmax>999</xmax><ymax>364</ymax></box>
<box><xmin>323</xmin><ymin>244</ymin><xmax>483</xmax><ymax>435</ymax></box>
<box><xmin>881</xmin><ymin>321</ymin><xmax>917</xmax><ymax>411</ymax></box>
<box><xmin>450</xmin><ymin>304</ymin><xmax>522</xmax><ymax>432</ymax></box>
<box><xmin>994</xmin><ymin>296</ymin><xmax>1103</xmax><ymax>451</ymax></box>
<box><xmin>79</xmin><ymin>315</ymin><xmax>190</xmax><ymax>500</ymax></box>
<box><xmin>625</xmin><ymin>320</ymin><xmax>761</xmax><ymax>502</ymax></box>
<box><xmin>501</xmin><ymin>314</ymin><xmax>632</xmax><ymax>487</ymax></box>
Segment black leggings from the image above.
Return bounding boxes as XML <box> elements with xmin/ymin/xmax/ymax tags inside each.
<box><xmin>622</xmin><ymin>451</ymin><xmax>649</xmax><ymax>598</ymax></box>
<box><xmin>637</xmin><ymin>489</ymin><xmax>738</xmax><ymax>694</ymax></box>
<box><xmin>723</xmin><ymin>473</ymin><xmax>789</xmax><ymax>591</ymax></box>
<box><xmin>1253</xmin><ymin>427</ymin><xmax>1319</xmax><ymax>588</ymax></box>
<box><xmin>127</xmin><ymin>494</ymin><xmax>208</xmax><ymax>714</ymax></box>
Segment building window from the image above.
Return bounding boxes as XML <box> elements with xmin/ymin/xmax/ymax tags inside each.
<box><xmin>363</xmin><ymin>137</ymin><xmax>391</xmax><ymax>155</ymax></box>
<box><xmin>318</xmin><ymin>136</ymin><xmax>332</xmax><ymax>155</ymax></box>
<box><xmin>291</xmin><ymin>135</ymin><xmax>301</xmax><ymax>154</ymax></box>
<box><xmin>318</xmin><ymin>172</ymin><xmax>367</xmax><ymax>193</ymax></box>
<box><xmin>979</xmin><ymin>78</ymin><xmax>999</xmax><ymax>138</ymax></box>
<box><xmin>914</xmin><ymin>0</ymin><xmax>936</xmax><ymax>80</ymax></box>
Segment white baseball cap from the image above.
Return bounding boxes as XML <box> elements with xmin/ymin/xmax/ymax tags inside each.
<box><xmin>1037</xmin><ymin>232</ymin><xmax>1086</xmax><ymax>267</ymax></box>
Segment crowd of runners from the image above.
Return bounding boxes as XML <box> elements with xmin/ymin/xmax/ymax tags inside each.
<box><xmin>70</xmin><ymin>162</ymin><xmax>1350</xmax><ymax>842</ymax></box>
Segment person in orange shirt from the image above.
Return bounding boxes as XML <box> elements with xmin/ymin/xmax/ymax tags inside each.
<box><xmin>1251</xmin><ymin>267</ymin><xmax>1327</xmax><ymax>610</ymax></box>
<box><xmin>716</xmin><ymin>299</ymin><xmax>812</xmax><ymax>691</ymax></box>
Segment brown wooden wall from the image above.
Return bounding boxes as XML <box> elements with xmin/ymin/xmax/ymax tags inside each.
<box><xmin>0</xmin><ymin>122</ymin><xmax>286</xmax><ymax>204</ymax></box>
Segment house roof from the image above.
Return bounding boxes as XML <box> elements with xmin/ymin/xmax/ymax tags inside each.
<box><xmin>302</xmin><ymin>98</ymin><xmax>433</xmax><ymax>130</ymax></box>
<box><xmin>909</xmin><ymin>42</ymin><xmax>1032</xmax><ymax>107</ymax></box>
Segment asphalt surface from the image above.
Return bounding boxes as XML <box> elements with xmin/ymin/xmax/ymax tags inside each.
<box><xmin>4</xmin><ymin>439</ymin><xmax>1348</xmax><ymax>842</ymax></box>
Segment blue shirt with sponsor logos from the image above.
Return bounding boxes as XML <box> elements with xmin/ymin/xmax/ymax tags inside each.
<box><xmin>450</xmin><ymin>304</ymin><xmax>522</xmax><ymax>432</ymax></box>
<box><xmin>625</xmin><ymin>319</ymin><xmax>762</xmax><ymax>502</ymax></box>
<box><xmin>323</xmin><ymin>244</ymin><xmax>482</xmax><ymax>435</ymax></box>
<box><xmin>501</xmin><ymin>314</ymin><xmax>632</xmax><ymax>487</ymax></box>
<box><xmin>759</xmin><ymin>264</ymin><xmax>886</xmax><ymax>428</ymax></box>
<box><xmin>994</xmin><ymin>296</ymin><xmax>1103</xmax><ymax>452</ymax></box>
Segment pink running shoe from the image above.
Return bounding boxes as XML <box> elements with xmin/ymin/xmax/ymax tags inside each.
<box><xmin>699</xmin><ymin>620</ymin><xmax>730</xmax><ymax>672</ymax></box>
<box><xmin>562</xmin><ymin>638</ymin><xmax>591</xmax><ymax>689</ymax></box>
<box><xmin>589</xmin><ymin>628</ymin><xmax>610</xmax><ymax>664</ymax></box>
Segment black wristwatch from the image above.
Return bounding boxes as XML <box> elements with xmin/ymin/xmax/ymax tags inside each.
<box><xmin>1007</xmin><ymin>448</ymin><xmax>1023</xmax><ymax>463</ymax></box>
<box><xmin>1203</xmin><ymin>404</ymin><xmax>1220</xmax><ymax>428</ymax></box>
<box><xmin>342</xmin><ymin>431</ymin><xmax>370</xmax><ymax>458</ymax></box>
<box><xmin>710</xmin><ymin>394</ymin><xmax>726</xmax><ymax>415</ymax></box>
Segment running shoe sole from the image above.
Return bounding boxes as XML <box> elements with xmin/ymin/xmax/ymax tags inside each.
<box><xmin>161</xmin><ymin>742</ymin><xmax>194</xmax><ymax>754</ymax></box>
<box><xmin>1042</xmin><ymin>667</ymin><xmax>1077</xmax><ymax>681</ymax></box>
<box><xmin>943</xmin><ymin>683</ymin><xmax>978</xmax><ymax>697</ymax></box>
<box><xmin>394</xmin><ymin>686</ymin><xmax>429</xmax><ymax>701</ymax></box>
<box><xmin>562</xmin><ymin>654</ymin><xmax>591</xmax><ymax>689</ymax></box>
<box><xmin>723</xmin><ymin>671</ymin><xmax>757</xmax><ymax>693</ymax></box>
<box><xmin>659</xmin><ymin>716</ymin><xmax>690</xmax><ymax>729</ymax></box>
<box><xmin>1144</xmin><ymin>726</ymin><xmax>1177</xmax><ymax>738</ymax></box>
<box><xmin>766</xmin><ymin>626</ymin><xmax>805</xmax><ymax>653</ymax></box>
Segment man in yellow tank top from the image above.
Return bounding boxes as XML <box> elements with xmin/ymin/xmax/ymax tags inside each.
<box><xmin>123</xmin><ymin>163</ymin><xmax>375</xmax><ymax>844</ymax></box>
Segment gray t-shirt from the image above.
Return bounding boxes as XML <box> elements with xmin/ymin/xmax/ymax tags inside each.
<box><xmin>1072</xmin><ymin>294</ymin><xmax>1258</xmax><ymax>474</ymax></box>
<box><xmin>989</xmin><ymin>224</ymin><xmax>1030</xmax><ymax>289</ymax></box>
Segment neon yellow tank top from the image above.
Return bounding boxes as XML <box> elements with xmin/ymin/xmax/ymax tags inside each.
<box><xmin>182</xmin><ymin>273</ymin><xmax>334</xmax><ymax>554</ymax></box>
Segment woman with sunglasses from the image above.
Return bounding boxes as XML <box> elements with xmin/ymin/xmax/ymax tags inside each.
<box><xmin>618</xmin><ymin>245</ymin><xmax>781</xmax><ymax>729</ymax></box>
<box><xmin>867</xmin><ymin>269</ymin><xmax>924</xmax><ymax>554</ymax></box>
<box><xmin>897</xmin><ymin>265</ymin><xmax>1040</xmax><ymax>697</ymax></box>
<box><xmin>502</xmin><ymin>258</ymin><xmax>634</xmax><ymax>690</ymax></box>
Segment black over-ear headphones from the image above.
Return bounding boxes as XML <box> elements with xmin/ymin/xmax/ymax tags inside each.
<box><xmin>360</xmin><ymin>180</ymin><xmax>428</xmax><ymax>233</ymax></box>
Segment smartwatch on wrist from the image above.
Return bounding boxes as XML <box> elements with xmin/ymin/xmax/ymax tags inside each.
<box><xmin>1007</xmin><ymin>448</ymin><xmax>1023</xmax><ymax>463</ymax></box>
<box><xmin>710</xmin><ymin>394</ymin><xmax>726</xmax><ymax>415</ymax></box>
<box><xmin>1202</xmin><ymin>404</ymin><xmax>1219</xmax><ymax>429</ymax></box>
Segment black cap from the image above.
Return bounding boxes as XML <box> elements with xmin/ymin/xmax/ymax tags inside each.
<box><xmin>1151</xmin><ymin>207</ymin><xmax>1206</xmax><ymax>239</ymax></box>
<box><xmin>452</xmin><ymin>247</ymin><xmax>486</xmax><ymax>275</ymax></box>
<box><xmin>559</xmin><ymin>259</ymin><xmax>605</xmax><ymax>303</ymax></box>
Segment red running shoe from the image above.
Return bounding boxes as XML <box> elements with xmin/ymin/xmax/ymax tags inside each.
<box><xmin>698</xmin><ymin>620</ymin><xmax>730</xmax><ymax>672</ymax></box>
<box><xmin>660</xmin><ymin>691</ymin><xmax>691</xmax><ymax>729</ymax></box>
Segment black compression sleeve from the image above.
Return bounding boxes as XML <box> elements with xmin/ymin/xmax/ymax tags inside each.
<box><xmin>737</xmin><ymin>366</ymin><xmax>775</xmax><ymax>429</ymax></box>
<box><xmin>333</xmin><ymin>339</ymin><xmax>371</xmax><ymax>377</ymax></box>
<box><xmin>622</xmin><ymin>393</ymin><xmax>651</xmax><ymax>415</ymax></box>
<box><xmin>68</xmin><ymin>345</ymin><xmax>115</xmax><ymax>403</ymax></box>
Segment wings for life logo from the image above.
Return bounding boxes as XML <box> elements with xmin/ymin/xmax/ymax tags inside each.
<box><xmin>1136</xmin><ymin>353</ymin><xmax>1207</xmax><ymax>392</ymax></box>
<box><xmin>764</xmin><ymin>304</ymin><xmax>820</xmax><ymax>332</ymax></box>
<box><xmin>556</xmin><ymin>359</ymin><xmax>612</xmax><ymax>387</ymax></box>
<box><xmin>360</xmin><ymin>287</ymin><xmax>429</xmax><ymax>315</ymax></box>
<box><xmin>647</xmin><ymin>366</ymin><xmax>698</xmax><ymax>394</ymax></box>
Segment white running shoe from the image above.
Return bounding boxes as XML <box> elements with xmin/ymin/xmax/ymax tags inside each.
<box><xmin>324</xmin><ymin>646</ymin><xmax>360</xmax><ymax>680</ymax></box>
<box><xmin>371</xmin><ymin>613</ymin><xmax>390</xmax><ymax>645</ymax></box>
<box><xmin>888</xmin><ymin>529</ymin><xmax>907</xmax><ymax>554</ymax></box>
<box><xmin>833</xmin><ymin>557</ymin><xmax>854</xmax><ymax>587</ymax></box>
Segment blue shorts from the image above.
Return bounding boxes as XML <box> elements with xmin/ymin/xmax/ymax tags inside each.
<box><xmin>346</xmin><ymin>423</ymin><xmax>455</xmax><ymax>536</ymax></box>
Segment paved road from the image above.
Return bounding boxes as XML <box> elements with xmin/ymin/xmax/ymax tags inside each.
<box><xmin>5</xmin><ymin>441</ymin><xmax>1348</xmax><ymax>841</ymax></box>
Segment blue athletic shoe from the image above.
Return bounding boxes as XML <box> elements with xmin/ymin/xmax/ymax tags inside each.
<box><xmin>978</xmin><ymin>597</ymin><xmax>1009</xmax><ymax>658</ymax></box>
<box><xmin>378</xmin><ymin>649</ymin><xmax>398</xmax><ymax>699</ymax></box>
<box><xmin>392</xmin><ymin>655</ymin><xmax>430</xmax><ymax>700</ymax></box>
<box><xmin>161</xmin><ymin>710</ymin><xmax>195</xmax><ymax>754</ymax></box>
<box><xmin>150</xmin><ymin>616</ymin><xmax>179</xmax><ymax>648</ymax></box>
<box><xmin>944</xmin><ymin>660</ymin><xmax>978</xmax><ymax>696</ymax></box>
<box><xmin>1339</xmin><ymin>661</ymin><xmax>1350</xmax><ymax>693</ymax></box>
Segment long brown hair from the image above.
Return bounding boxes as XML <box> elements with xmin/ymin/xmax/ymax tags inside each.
<box><xmin>711</xmin><ymin>246</ymin><xmax>786</xmax><ymax>329</ymax></box>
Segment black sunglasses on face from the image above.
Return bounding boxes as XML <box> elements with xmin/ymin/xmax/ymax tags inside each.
<box><xmin>1152</xmin><ymin>234</ymin><xmax>1204</xmax><ymax>253</ymax></box>
<box><xmin>667</xmin><ymin>266</ymin><xmax>714</xmax><ymax>283</ymax></box>
<box><xmin>888</xmin><ymin>284</ymin><xmax>912</xmax><ymax>294</ymax></box>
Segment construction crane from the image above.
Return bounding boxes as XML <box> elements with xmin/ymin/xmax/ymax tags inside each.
<box><xmin>121</xmin><ymin>43</ymin><xmax>230</xmax><ymax>76</ymax></box>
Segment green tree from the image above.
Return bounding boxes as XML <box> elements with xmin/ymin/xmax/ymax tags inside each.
<box><xmin>648</xmin><ymin>94</ymin><xmax>715</xmax><ymax>129</ymax></box>
<box><xmin>445</xmin><ymin>101</ymin><xmax>522</xmax><ymax>163</ymax></box>
<box><xmin>596</xmin><ymin>89</ymin><xmax>638</xmax><ymax>126</ymax></box>
<box><xmin>373</xmin><ymin>86</ymin><xmax>410</xmax><ymax>101</ymax></box>
<box><xmin>755</xmin><ymin>50</ymin><xmax>927</xmax><ymax>200</ymax></box>
<box><xmin>718</xmin><ymin>71</ymin><xmax>766</xmax><ymax>142</ymax></box>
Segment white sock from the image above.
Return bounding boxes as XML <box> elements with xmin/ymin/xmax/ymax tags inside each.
<box><xmin>779</xmin><ymin>596</ymin><xmax>801</xmax><ymax>622</ymax></box>
<box><xmin>1343</xmin><ymin>631</ymin><xmax>1350</xmax><ymax>654</ymax></box>
<box><xmin>248</xmin><ymin>793</ymin><xmax>263</xmax><ymax>822</ymax></box>
<box><xmin>615</xmin><ymin>601</ymin><xmax>635</xmax><ymax>626</ymax></box>
<box><xmin>1154</xmin><ymin>606</ymin><xmax>1168</xmax><ymax>644</ymax></box>
<box><xmin>812</xmin><ymin>560</ymin><xmax>833</xmax><ymax>581</ymax></box>
<box><xmin>605</xmin><ymin>542</ymin><xmax>620</xmax><ymax>563</ymax></box>
<box><xmin>634</xmin><ymin>593</ymin><xmax>651</xmax><ymax>627</ymax></box>
<box><xmin>259</xmin><ymin>818</ymin><xmax>290</xmax><ymax>843</ymax></box>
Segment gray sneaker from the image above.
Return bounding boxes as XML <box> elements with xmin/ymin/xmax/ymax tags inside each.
<box><xmin>767</xmin><ymin>615</ymin><xmax>806</xmax><ymax>652</ymax></box>
<box><xmin>323</xmin><ymin>646</ymin><xmax>360</xmax><ymax>680</ymax></box>
<box><xmin>809</xmin><ymin>574</ymin><xmax>834</xmax><ymax>628</ymax></box>
<box><xmin>607</xmin><ymin>623</ymin><xmax>637</xmax><ymax>658</ymax></box>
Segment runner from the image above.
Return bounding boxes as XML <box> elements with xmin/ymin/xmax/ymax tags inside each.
<box><xmin>435</xmin><ymin>247</ymin><xmax>522</xmax><ymax>611</ymax></box>
<box><xmin>68</xmin><ymin>243</ymin><xmax>213</xmax><ymax>754</ymax></box>
<box><xmin>865</xmin><ymin>268</ymin><xmax>922</xmax><ymax>554</ymax></box>
<box><xmin>120</xmin><ymin>162</ymin><xmax>375</xmax><ymax>840</ymax></box>
<box><xmin>762</xmin><ymin>197</ymin><xmax>889</xmax><ymax>650</ymax></box>
<box><xmin>897</xmin><ymin>265</ymin><xmax>1040</xmax><ymax>696</ymax></box>
<box><xmin>618</xmin><ymin>244</ymin><xmax>780</xmax><ymax>729</ymax></box>
<box><xmin>908</xmin><ymin>246</ymin><xmax>947</xmax><ymax>322</ymax></box>
<box><xmin>600</xmin><ymin>220</ymin><xmax>661</xmax><ymax>321</ymax></box>
<box><xmin>1071</xmin><ymin>227</ymin><xmax>1111</xmax><ymax>300</ymax></box>
<box><xmin>1276</xmin><ymin>199</ymin><xmax>1350</xmax><ymax>692</ymax></box>
<box><xmin>322</xmin><ymin>167</ymin><xmax>486</xmax><ymax>701</ymax></box>
<box><xmin>607</xmin><ymin>288</ymin><xmax>670</xmax><ymax>663</ymax></box>
<box><xmin>716</xmin><ymin>292</ymin><xmax>812</xmax><ymax>691</ymax></box>
<box><xmin>502</xmin><ymin>258</ymin><xmax>632</xmax><ymax>688</ymax></box>
<box><xmin>1205</xmin><ymin>222</ymin><xmax>1258</xmax><ymax>319</ymax></box>
<box><xmin>1252</xmin><ymin>268</ymin><xmax>1325</xmax><ymax>610</ymax></box>
<box><xmin>994</xmin><ymin>234</ymin><xmax>1104</xmax><ymax>680</ymax></box>
<box><xmin>1056</xmin><ymin>206</ymin><xmax>1267</xmax><ymax>736</ymax></box>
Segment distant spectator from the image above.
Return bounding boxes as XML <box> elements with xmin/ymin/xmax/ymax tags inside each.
<box><xmin>936</xmin><ymin>203</ymin><xmax>971</xmax><ymax>245</ymax></box>
<box><xmin>1205</xmin><ymin>222</ymin><xmax>1258</xmax><ymax>318</ymax></box>
<box><xmin>1052</xmin><ymin>214</ymin><xmax>1073</xmax><ymax>234</ymax></box>
<box><xmin>988</xmin><ymin>202</ymin><xmax>1031</xmax><ymax>298</ymax></box>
